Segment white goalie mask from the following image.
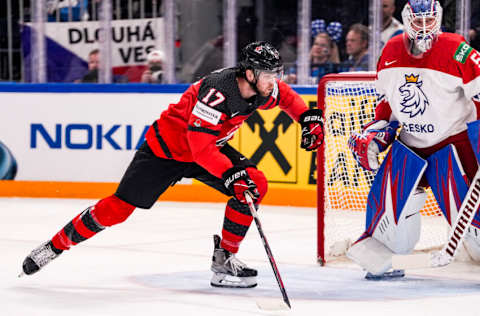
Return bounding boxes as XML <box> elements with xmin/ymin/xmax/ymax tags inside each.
<box><xmin>401</xmin><ymin>0</ymin><xmax>442</xmax><ymax>54</ymax></box>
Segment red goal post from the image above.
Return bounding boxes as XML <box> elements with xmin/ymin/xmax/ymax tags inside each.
<box><xmin>316</xmin><ymin>72</ymin><xmax>445</xmax><ymax>265</ymax></box>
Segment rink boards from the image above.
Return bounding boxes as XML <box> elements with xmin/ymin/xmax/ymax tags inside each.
<box><xmin>0</xmin><ymin>83</ymin><xmax>317</xmax><ymax>206</ymax></box>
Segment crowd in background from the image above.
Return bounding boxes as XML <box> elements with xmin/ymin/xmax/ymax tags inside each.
<box><xmin>1</xmin><ymin>0</ymin><xmax>480</xmax><ymax>84</ymax></box>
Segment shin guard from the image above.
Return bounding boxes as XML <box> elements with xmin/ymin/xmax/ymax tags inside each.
<box><xmin>221</xmin><ymin>198</ymin><xmax>253</xmax><ymax>253</ymax></box>
<box><xmin>51</xmin><ymin>206</ymin><xmax>105</xmax><ymax>251</ymax></box>
<box><xmin>221</xmin><ymin>168</ymin><xmax>267</xmax><ymax>253</ymax></box>
<box><xmin>51</xmin><ymin>195</ymin><xmax>135</xmax><ymax>251</ymax></box>
<box><xmin>466</xmin><ymin>120</ymin><xmax>480</xmax><ymax>232</ymax></box>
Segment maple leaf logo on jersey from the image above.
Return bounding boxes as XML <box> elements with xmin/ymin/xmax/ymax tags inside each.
<box><xmin>399</xmin><ymin>74</ymin><xmax>429</xmax><ymax>118</ymax></box>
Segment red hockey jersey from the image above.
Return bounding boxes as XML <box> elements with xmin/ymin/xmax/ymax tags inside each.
<box><xmin>145</xmin><ymin>68</ymin><xmax>308</xmax><ymax>178</ymax></box>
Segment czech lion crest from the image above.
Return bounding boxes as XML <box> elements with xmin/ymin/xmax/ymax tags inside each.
<box><xmin>399</xmin><ymin>74</ymin><xmax>429</xmax><ymax>118</ymax></box>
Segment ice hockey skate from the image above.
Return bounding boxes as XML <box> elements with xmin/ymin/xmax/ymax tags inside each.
<box><xmin>20</xmin><ymin>241</ymin><xmax>63</xmax><ymax>276</ymax></box>
<box><xmin>210</xmin><ymin>234</ymin><xmax>257</xmax><ymax>288</ymax></box>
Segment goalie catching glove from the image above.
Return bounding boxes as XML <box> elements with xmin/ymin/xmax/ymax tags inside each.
<box><xmin>222</xmin><ymin>166</ymin><xmax>260</xmax><ymax>204</ymax></box>
<box><xmin>299</xmin><ymin>109</ymin><xmax>324</xmax><ymax>151</ymax></box>
<box><xmin>348</xmin><ymin>120</ymin><xmax>399</xmax><ymax>171</ymax></box>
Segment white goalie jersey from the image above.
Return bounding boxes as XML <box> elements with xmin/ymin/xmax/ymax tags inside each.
<box><xmin>375</xmin><ymin>33</ymin><xmax>480</xmax><ymax>149</ymax></box>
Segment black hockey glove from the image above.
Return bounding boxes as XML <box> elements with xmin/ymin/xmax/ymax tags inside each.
<box><xmin>299</xmin><ymin>109</ymin><xmax>324</xmax><ymax>151</ymax></box>
<box><xmin>222</xmin><ymin>166</ymin><xmax>260</xmax><ymax>204</ymax></box>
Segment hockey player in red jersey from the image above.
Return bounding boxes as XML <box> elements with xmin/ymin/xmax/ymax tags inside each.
<box><xmin>347</xmin><ymin>0</ymin><xmax>480</xmax><ymax>279</ymax></box>
<box><xmin>20</xmin><ymin>41</ymin><xmax>324</xmax><ymax>288</ymax></box>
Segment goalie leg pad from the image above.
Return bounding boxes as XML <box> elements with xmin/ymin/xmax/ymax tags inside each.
<box><xmin>425</xmin><ymin>144</ymin><xmax>469</xmax><ymax>225</ymax></box>
<box><xmin>463</xmin><ymin>120</ymin><xmax>480</xmax><ymax>261</ymax></box>
<box><xmin>467</xmin><ymin>120</ymin><xmax>480</xmax><ymax>164</ymax></box>
<box><xmin>348</xmin><ymin>142</ymin><xmax>427</xmax><ymax>275</ymax></box>
<box><xmin>372</xmin><ymin>188</ymin><xmax>426</xmax><ymax>254</ymax></box>
<box><xmin>365</xmin><ymin>141</ymin><xmax>427</xmax><ymax>254</ymax></box>
<box><xmin>425</xmin><ymin>141</ymin><xmax>480</xmax><ymax>262</ymax></box>
<box><xmin>346</xmin><ymin>236</ymin><xmax>394</xmax><ymax>275</ymax></box>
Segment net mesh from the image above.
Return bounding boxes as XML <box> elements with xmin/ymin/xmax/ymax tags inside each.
<box><xmin>321</xmin><ymin>76</ymin><xmax>448</xmax><ymax>260</ymax></box>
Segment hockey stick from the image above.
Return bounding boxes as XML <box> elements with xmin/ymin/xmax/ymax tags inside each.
<box><xmin>244</xmin><ymin>193</ymin><xmax>291</xmax><ymax>310</ymax></box>
<box><xmin>392</xmin><ymin>168</ymin><xmax>480</xmax><ymax>269</ymax></box>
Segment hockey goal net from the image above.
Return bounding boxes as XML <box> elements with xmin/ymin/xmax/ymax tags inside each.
<box><xmin>316</xmin><ymin>72</ymin><xmax>448</xmax><ymax>264</ymax></box>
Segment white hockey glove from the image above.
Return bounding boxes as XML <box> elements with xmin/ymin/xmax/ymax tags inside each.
<box><xmin>348</xmin><ymin>120</ymin><xmax>399</xmax><ymax>171</ymax></box>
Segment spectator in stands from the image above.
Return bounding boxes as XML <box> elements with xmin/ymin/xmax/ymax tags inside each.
<box><xmin>177</xmin><ymin>35</ymin><xmax>224</xmax><ymax>83</ymax></box>
<box><xmin>0</xmin><ymin>0</ymin><xmax>22</xmax><ymax>81</ymax></box>
<box><xmin>276</xmin><ymin>24</ymin><xmax>298</xmax><ymax>68</ymax></box>
<box><xmin>311</xmin><ymin>19</ymin><xmax>342</xmax><ymax>63</ymax></box>
<box><xmin>77</xmin><ymin>49</ymin><xmax>128</xmax><ymax>83</ymax></box>
<box><xmin>441</xmin><ymin>0</ymin><xmax>480</xmax><ymax>51</ymax></box>
<box><xmin>469</xmin><ymin>1</ymin><xmax>480</xmax><ymax>51</ymax></box>
<box><xmin>265</xmin><ymin>2</ymin><xmax>298</xmax><ymax>67</ymax></box>
<box><xmin>141</xmin><ymin>49</ymin><xmax>164</xmax><ymax>83</ymax></box>
<box><xmin>284</xmin><ymin>20</ymin><xmax>342</xmax><ymax>84</ymax></box>
<box><xmin>311</xmin><ymin>33</ymin><xmax>340</xmax><ymax>64</ymax></box>
<box><xmin>78</xmin><ymin>49</ymin><xmax>100</xmax><ymax>83</ymax></box>
<box><xmin>311</xmin><ymin>0</ymin><xmax>369</xmax><ymax>60</ymax></box>
<box><xmin>284</xmin><ymin>32</ymin><xmax>341</xmax><ymax>84</ymax></box>
<box><xmin>341</xmin><ymin>23</ymin><xmax>369</xmax><ymax>71</ymax></box>
<box><xmin>441</xmin><ymin>0</ymin><xmax>456</xmax><ymax>33</ymax></box>
<box><xmin>381</xmin><ymin>0</ymin><xmax>404</xmax><ymax>47</ymax></box>
<box><xmin>109</xmin><ymin>0</ymin><xmax>162</xmax><ymax>20</ymax></box>
<box><xmin>46</xmin><ymin>0</ymin><xmax>88</xmax><ymax>22</ymax></box>
<box><xmin>178</xmin><ymin>6</ymin><xmax>257</xmax><ymax>84</ymax></box>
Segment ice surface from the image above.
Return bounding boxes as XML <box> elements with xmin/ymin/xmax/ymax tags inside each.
<box><xmin>2</xmin><ymin>197</ymin><xmax>480</xmax><ymax>316</ymax></box>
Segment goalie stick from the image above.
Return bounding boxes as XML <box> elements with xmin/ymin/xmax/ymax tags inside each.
<box><xmin>244</xmin><ymin>193</ymin><xmax>291</xmax><ymax>310</ymax></box>
<box><xmin>392</xmin><ymin>168</ymin><xmax>480</xmax><ymax>270</ymax></box>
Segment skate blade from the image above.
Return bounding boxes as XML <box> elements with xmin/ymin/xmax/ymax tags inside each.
<box><xmin>18</xmin><ymin>271</ymin><xmax>25</xmax><ymax>278</ymax></box>
<box><xmin>210</xmin><ymin>273</ymin><xmax>257</xmax><ymax>288</ymax></box>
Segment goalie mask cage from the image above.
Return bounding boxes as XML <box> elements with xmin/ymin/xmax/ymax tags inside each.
<box><xmin>316</xmin><ymin>72</ymin><xmax>448</xmax><ymax>265</ymax></box>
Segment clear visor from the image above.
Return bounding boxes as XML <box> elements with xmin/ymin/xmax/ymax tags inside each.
<box><xmin>254</xmin><ymin>67</ymin><xmax>284</xmax><ymax>82</ymax></box>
